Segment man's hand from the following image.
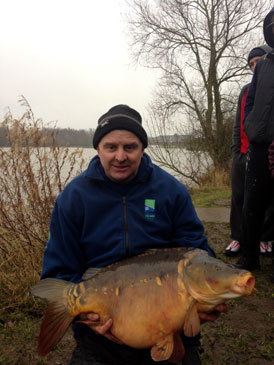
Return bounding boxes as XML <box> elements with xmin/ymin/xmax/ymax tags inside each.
<box><xmin>199</xmin><ymin>303</ymin><xmax>228</xmax><ymax>324</ymax></box>
<box><xmin>78</xmin><ymin>312</ymin><xmax>124</xmax><ymax>344</ymax></box>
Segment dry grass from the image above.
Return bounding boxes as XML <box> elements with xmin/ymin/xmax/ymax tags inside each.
<box><xmin>0</xmin><ymin>97</ymin><xmax>85</xmax><ymax>317</ymax></box>
<box><xmin>198</xmin><ymin>166</ymin><xmax>231</xmax><ymax>188</ymax></box>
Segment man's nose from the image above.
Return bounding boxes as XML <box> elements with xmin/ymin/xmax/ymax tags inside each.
<box><xmin>115</xmin><ymin>148</ymin><xmax>127</xmax><ymax>162</ymax></box>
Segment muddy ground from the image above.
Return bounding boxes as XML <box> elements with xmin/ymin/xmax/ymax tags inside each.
<box><xmin>1</xmin><ymin>222</ymin><xmax>273</xmax><ymax>365</ymax></box>
<box><xmin>200</xmin><ymin>222</ymin><xmax>274</xmax><ymax>365</ymax></box>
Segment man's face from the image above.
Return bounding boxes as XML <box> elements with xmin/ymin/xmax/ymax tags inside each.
<box><xmin>97</xmin><ymin>130</ymin><xmax>144</xmax><ymax>182</ymax></box>
<box><xmin>249</xmin><ymin>56</ymin><xmax>261</xmax><ymax>73</ymax></box>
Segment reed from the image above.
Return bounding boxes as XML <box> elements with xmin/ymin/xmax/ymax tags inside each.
<box><xmin>0</xmin><ymin>97</ymin><xmax>85</xmax><ymax>316</ymax></box>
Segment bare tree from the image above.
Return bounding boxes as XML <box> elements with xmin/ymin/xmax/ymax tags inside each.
<box><xmin>125</xmin><ymin>0</ymin><xmax>271</xmax><ymax>183</ymax></box>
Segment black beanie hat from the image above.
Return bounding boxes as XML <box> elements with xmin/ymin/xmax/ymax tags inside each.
<box><xmin>247</xmin><ymin>47</ymin><xmax>267</xmax><ymax>64</ymax></box>
<box><xmin>93</xmin><ymin>104</ymin><xmax>148</xmax><ymax>149</ymax></box>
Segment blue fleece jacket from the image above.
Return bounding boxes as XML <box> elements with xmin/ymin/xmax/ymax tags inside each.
<box><xmin>41</xmin><ymin>153</ymin><xmax>213</xmax><ymax>283</ymax></box>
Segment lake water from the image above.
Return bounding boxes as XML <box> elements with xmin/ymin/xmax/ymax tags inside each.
<box><xmin>0</xmin><ymin>146</ymin><xmax>211</xmax><ymax>190</ymax></box>
<box><xmin>76</xmin><ymin>147</ymin><xmax>211</xmax><ymax>187</ymax></box>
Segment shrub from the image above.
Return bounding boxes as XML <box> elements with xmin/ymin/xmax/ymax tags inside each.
<box><xmin>0</xmin><ymin>97</ymin><xmax>85</xmax><ymax>316</ymax></box>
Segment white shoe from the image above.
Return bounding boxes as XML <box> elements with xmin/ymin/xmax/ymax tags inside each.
<box><xmin>265</xmin><ymin>241</ymin><xmax>273</xmax><ymax>255</ymax></box>
<box><xmin>225</xmin><ymin>240</ymin><xmax>240</xmax><ymax>256</ymax></box>
<box><xmin>260</xmin><ymin>241</ymin><xmax>266</xmax><ymax>254</ymax></box>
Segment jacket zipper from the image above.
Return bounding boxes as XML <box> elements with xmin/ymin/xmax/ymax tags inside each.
<box><xmin>122</xmin><ymin>195</ymin><xmax>129</xmax><ymax>255</ymax></box>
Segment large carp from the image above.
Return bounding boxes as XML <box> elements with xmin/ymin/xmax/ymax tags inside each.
<box><xmin>32</xmin><ymin>247</ymin><xmax>255</xmax><ymax>362</ymax></box>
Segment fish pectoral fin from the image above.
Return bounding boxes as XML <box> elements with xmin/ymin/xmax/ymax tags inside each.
<box><xmin>183</xmin><ymin>300</ymin><xmax>200</xmax><ymax>337</ymax></box>
<box><xmin>151</xmin><ymin>334</ymin><xmax>174</xmax><ymax>362</ymax></box>
<box><xmin>168</xmin><ymin>333</ymin><xmax>185</xmax><ymax>363</ymax></box>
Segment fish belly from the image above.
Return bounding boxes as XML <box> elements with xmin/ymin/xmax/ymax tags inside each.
<box><xmin>109</xmin><ymin>275</ymin><xmax>189</xmax><ymax>348</ymax></box>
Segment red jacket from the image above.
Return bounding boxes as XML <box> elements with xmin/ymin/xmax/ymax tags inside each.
<box><xmin>240</xmin><ymin>87</ymin><xmax>249</xmax><ymax>154</ymax></box>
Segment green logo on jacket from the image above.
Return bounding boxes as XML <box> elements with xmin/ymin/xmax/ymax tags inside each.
<box><xmin>145</xmin><ymin>199</ymin><xmax>155</xmax><ymax>218</ymax></box>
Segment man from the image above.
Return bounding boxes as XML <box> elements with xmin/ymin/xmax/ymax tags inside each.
<box><xmin>41</xmin><ymin>104</ymin><xmax>226</xmax><ymax>364</ymax></box>
<box><xmin>236</xmin><ymin>8</ymin><xmax>274</xmax><ymax>282</ymax></box>
<box><xmin>225</xmin><ymin>44</ymin><xmax>273</xmax><ymax>257</ymax></box>
<box><xmin>269</xmin><ymin>140</ymin><xmax>274</xmax><ymax>283</ymax></box>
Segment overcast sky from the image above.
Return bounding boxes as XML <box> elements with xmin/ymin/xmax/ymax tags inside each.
<box><xmin>0</xmin><ymin>0</ymin><xmax>159</xmax><ymax>130</ymax></box>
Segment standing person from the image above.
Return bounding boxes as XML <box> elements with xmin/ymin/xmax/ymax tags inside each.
<box><xmin>225</xmin><ymin>44</ymin><xmax>273</xmax><ymax>257</ymax></box>
<box><xmin>268</xmin><ymin>140</ymin><xmax>274</xmax><ymax>282</ymax></box>
<box><xmin>40</xmin><ymin>104</ymin><xmax>227</xmax><ymax>365</ymax></box>
<box><xmin>236</xmin><ymin>8</ymin><xmax>274</xmax><ymax>278</ymax></box>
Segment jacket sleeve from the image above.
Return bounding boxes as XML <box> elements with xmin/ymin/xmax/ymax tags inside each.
<box><xmin>171</xmin><ymin>187</ymin><xmax>215</xmax><ymax>257</ymax></box>
<box><xmin>269</xmin><ymin>140</ymin><xmax>274</xmax><ymax>179</ymax></box>
<box><xmin>40</xmin><ymin>194</ymin><xmax>85</xmax><ymax>283</ymax></box>
<box><xmin>244</xmin><ymin>70</ymin><xmax>257</xmax><ymax>124</ymax></box>
<box><xmin>231</xmin><ymin>85</ymin><xmax>249</xmax><ymax>154</ymax></box>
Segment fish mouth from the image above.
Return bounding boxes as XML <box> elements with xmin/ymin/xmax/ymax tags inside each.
<box><xmin>232</xmin><ymin>274</ymin><xmax>255</xmax><ymax>296</ymax></box>
<box><xmin>218</xmin><ymin>274</ymin><xmax>255</xmax><ymax>300</ymax></box>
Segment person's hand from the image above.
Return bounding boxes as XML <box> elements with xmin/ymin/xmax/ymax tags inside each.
<box><xmin>78</xmin><ymin>312</ymin><xmax>124</xmax><ymax>344</ymax></box>
<box><xmin>199</xmin><ymin>303</ymin><xmax>228</xmax><ymax>324</ymax></box>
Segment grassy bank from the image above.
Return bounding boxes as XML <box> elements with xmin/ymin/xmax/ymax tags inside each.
<box><xmin>190</xmin><ymin>186</ymin><xmax>231</xmax><ymax>207</ymax></box>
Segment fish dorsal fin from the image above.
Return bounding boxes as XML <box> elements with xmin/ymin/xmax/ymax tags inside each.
<box><xmin>183</xmin><ymin>299</ymin><xmax>201</xmax><ymax>337</ymax></box>
<box><xmin>151</xmin><ymin>334</ymin><xmax>174</xmax><ymax>362</ymax></box>
<box><xmin>82</xmin><ymin>267</ymin><xmax>102</xmax><ymax>280</ymax></box>
<box><xmin>168</xmin><ymin>333</ymin><xmax>185</xmax><ymax>363</ymax></box>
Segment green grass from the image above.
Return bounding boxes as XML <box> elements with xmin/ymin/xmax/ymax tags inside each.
<box><xmin>190</xmin><ymin>186</ymin><xmax>231</xmax><ymax>207</ymax></box>
<box><xmin>0</xmin><ymin>311</ymin><xmax>73</xmax><ymax>364</ymax></box>
<box><xmin>0</xmin><ymin>314</ymin><xmax>42</xmax><ymax>365</ymax></box>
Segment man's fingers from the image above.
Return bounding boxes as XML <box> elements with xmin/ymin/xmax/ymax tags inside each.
<box><xmin>199</xmin><ymin>311</ymin><xmax>219</xmax><ymax>322</ymax></box>
<box><xmin>79</xmin><ymin>312</ymin><xmax>100</xmax><ymax>322</ymax></box>
<box><xmin>93</xmin><ymin>318</ymin><xmax>113</xmax><ymax>335</ymax></box>
<box><xmin>103</xmin><ymin>333</ymin><xmax>124</xmax><ymax>345</ymax></box>
<box><xmin>77</xmin><ymin>314</ymin><xmax>123</xmax><ymax>344</ymax></box>
<box><xmin>77</xmin><ymin>319</ymin><xmax>101</xmax><ymax>326</ymax></box>
<box><xmin>215</xmin><ymin>303</ymin><xmax>228</xmax><ymax>313</ymax></box>
<box><xmin>199</xmin><ymin>303</ymin><xmax>228</xmax><ymax>323</ymax></box>
<box><xmin>86</xmin><ymin>313</ymin><xmax>100</xmax><ymax>321</ymax></box>
<box><xmin>91</xmin><ymin>319</ymin><xmax>124</xmax><ymax>344</ymax></box>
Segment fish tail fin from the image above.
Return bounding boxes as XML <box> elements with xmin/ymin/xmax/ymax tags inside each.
<box><xmin>32</xmin><ymin>278</ymin><xmax>75</xmax><ymax>356</ymax></box>
<box><xmin>38</xmin><ymin>301</ymin><xmax>74</xmax><ymax>356</ymax></box>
